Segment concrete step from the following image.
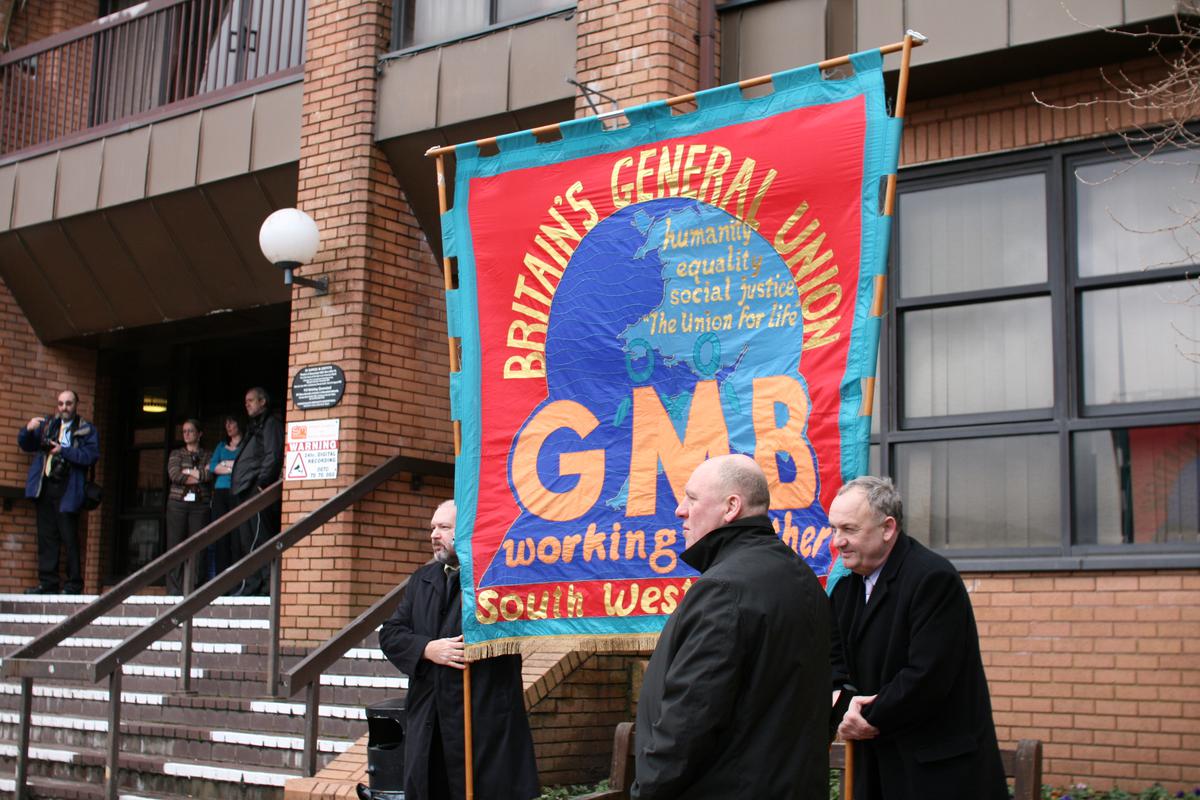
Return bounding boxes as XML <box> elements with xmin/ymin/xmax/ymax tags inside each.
<box><xmin>0</xmin><ymin>690</ymin><xmax>379</xmax><ymax>738</ymax></box>
<box><xmin>0</xmin><ymin>742</ymin><xmax>300</xmax><ymax>799</ymax></box>
<box><xmin>0</xmin><ymin>592</ymin><xmax>412</xmax><ymax>800</ymax></box>
<box><xmin>0</xmin><ymin>594</ymin><xmax>273</xmax><ymax>619</ymax></box>
<box><xmin>0</xmin><ymin>771</ymin><xmax>194</xmax><ymax>799</ymax></box>
<box><xmin>0</xmin><ymin>714</ymin><xmax>351</xmax><ymax>771</ymax></box>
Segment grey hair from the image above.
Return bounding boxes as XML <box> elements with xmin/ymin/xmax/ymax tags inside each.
<box><xmin>718</xmin><ymin>456</ymin><xmax>771</xmax><ymax>515</ymax></box>
<box><xmin>837</xmin><ymin>476</ymin><xmax>903</xmax><ymax>531</ymax></box>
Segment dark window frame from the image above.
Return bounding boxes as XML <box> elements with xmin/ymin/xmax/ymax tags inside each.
<box><xmin>389</xmin><ymin>0</ymin><xmax>575</xmax><ymax>54</ymax></box>
<box><xmin>875</xmin><ymin>133</ymin><xmax>1200</xmax><ymax>571</ymax></box>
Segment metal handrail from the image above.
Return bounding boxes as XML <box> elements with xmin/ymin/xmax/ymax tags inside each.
<box><xmin>0</xmin><ymin>0</ymin><xmax>193</xmax><ymax>65</ymax></box>
<box><xmin>3</xmin><ymin>451</ymin><xmax>446</xmax><ymax>800</ymax></box>
<box><xmin>2</xmin><ymin>483</ymin><xmax>278</xmax><ymax>671</ymax></box>
<box><xmin>279</xmin><ymin>572</ymin><xmax>421</xmax><ymax>775</ymax></box>
<box><xmin>0</xmin><ymin>0</ymin><xmax>307</xmax><ymax>156</ymax></box>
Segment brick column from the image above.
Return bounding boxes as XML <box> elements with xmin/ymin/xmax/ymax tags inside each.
<box><xmin>280</xmin><ymin>0</ymin><xmax>452</xmax><ymax>643</ymax></box>
<box><xmin>574</xmin><ymin>0</ymin><xmax>702</xmax><ymax>116</ymax></box>
<box><xmin>0</xmin><ymin>280</ymin><xmax>98</xmax><ymax>593</ymax></box>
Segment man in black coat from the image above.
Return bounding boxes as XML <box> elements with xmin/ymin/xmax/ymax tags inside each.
<box><xmin>632</xmin><ymin>454</ymin><xmax>830</xmax><ymax>800</ymax></box>
<box><xmin>229</xmin><ymin>386</ymin><xmax>283</xmax><ymax>596</ymax></box>
<box><xmin>829</xmin><ymin>476</ymin><xmax>1007</xmax><ymax>800</ymax></box>
<box><xmin>379</xmin><ymin>500</ymin><xmax>539</xmax><ymax>800</ymax></box>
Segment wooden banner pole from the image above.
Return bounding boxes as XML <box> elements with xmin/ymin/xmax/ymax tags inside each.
<box><xmin>882</xmin><ymin>31</ymin><xmax>919</xmax><ymax>218</ymax></box>
<box><xmin>424</xmin><ymin>34</ymin><xmax>925</xmax><ymax>159</ymax></box>
<box><xmin>434</xmin><ymin>153</ymin><xmax>462</xmax><ymax>457</ymax></box>
<box><xmin>463</xmin><ymin>664</ymin><xmax>474</xmax><ymax>800</ymax></box>
<box><xmin>434</xmin><ymin>151</ymin><xmax>473</xmax><ymax>800</ymax></box>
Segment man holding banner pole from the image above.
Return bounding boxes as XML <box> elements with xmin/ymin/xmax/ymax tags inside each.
<box><xmin>380</xmin><ymin>500</ymin><xmax>538</xmax><ymax>800</ymax></box>
<box><xmin>632</xmin><ymin>454</ymin><xmax>830</xmax><ymax>800</ymax></box>
<box><xmin>828</xmin><ymin>477</ymin><xmax>1006</xmax><ymax>800</ymax></box>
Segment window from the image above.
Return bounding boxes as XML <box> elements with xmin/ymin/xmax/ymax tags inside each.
<box><xmin>392</xmin><ymin>0</ymin><xmax>572</xmax><ymax>51</ymax></box>
<box><xmin>875</xmin><ymin>140</ymin><xmax>1200</xmax><ymax>566</ymax></box>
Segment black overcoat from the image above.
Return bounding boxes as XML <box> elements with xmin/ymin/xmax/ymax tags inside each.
<box><xmin>632</xmin><ymin>516</ymin><xmax>830</xmax><ymax>800</ymax></box>
<box><xmin>379</xmin><ymin>562</ymin><xmax>539</xmax><ymax>800</ymax></box>
<box><xmin>829</xmin><ymin>532</ymin><xmax>1007</xmax><ymax>800</ymax></box>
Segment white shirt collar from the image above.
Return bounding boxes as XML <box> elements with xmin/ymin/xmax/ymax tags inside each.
<box><xmin>864</xmin><ymin>562</ymin><xmax>886</xmax><ymax>601</ymax></box>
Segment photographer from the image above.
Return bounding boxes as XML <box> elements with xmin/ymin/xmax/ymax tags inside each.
<box><xmin>17</xmin><ymin>390</ymin><xmax>100</xmax><ymax>595</ymax></box>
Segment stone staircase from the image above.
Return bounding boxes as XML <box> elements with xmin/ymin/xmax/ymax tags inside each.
<box><xmin>0</xmin><ymin>593</ymin><xmax>407</xmax><ymax>799</ymax></box>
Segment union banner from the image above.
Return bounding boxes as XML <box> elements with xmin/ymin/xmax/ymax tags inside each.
<box><xmin>440</xmin><ymin>49</ymin><xmax>903</xmax><ymax>657</ymax></box>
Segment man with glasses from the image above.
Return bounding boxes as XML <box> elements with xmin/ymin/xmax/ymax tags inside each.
<box><xmin>18</xmin><ymin>390</ymin><xmax>100</xmax><ymax>595</ymax></box>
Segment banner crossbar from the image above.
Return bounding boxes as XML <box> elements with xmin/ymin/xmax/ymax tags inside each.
<box><xmin>424</xmin><ymin>31</ymin><xmax>926</xmax><ymax>159</ymax></box>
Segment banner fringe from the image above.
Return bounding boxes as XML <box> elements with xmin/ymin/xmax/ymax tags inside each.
<box><xmin>465</xmin><ymin>633</ymin><xmax>660</xmax><ymax>661</ymax></box>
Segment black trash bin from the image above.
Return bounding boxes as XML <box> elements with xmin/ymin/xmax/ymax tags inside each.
<box><xmin>364</xmin><ymin>697</ymin><xmax>406</xmax><ymax>798</ymax></box>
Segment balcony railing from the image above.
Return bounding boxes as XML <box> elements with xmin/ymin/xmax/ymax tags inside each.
<box><xmin>0</xmin><ymin>0</ymin><xmax>305</xmax><ymax>157</ymax></box>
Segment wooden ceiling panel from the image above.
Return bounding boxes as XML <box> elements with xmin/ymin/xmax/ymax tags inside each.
<box><xmin>59</xmin><ymin>213</ymin><xmax>168</xmax><ymax>329</ymax></box>
<box><xmin>20</xmin><ymin>223</ymin><xmax>118</xmax><ymax>335</ymax></box>
<box><xmin>104</xmin><ymin>200</ymin><xmax>218</xmax><ymax>322</ymax></box>
<box><xmin>0</xmin><ymin>232</ymin><xmax>76</xmax><ymax>341</ymax></box>
<box><xmin>152</xmin><ymin>189</ymin><xmax>257</xmax><ymax>308</ymax></box>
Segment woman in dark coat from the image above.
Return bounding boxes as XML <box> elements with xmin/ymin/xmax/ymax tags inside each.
<box><xmin>379</xmin><ymin>501</ymin><xmax>538</xmax><ymax>800</ymax></box>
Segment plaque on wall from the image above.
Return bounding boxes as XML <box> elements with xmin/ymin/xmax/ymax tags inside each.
<box><xmin>292</xmin><ymin>364</ymin><xmax>346</xmax><ymax>410</ymax></box>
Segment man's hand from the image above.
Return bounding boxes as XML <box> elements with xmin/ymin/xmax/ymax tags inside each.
<box><xmin>26</xmin><ymin>417</ymin><xmax>44</xmax><ymax>432</ymax></box>
<box><xmin>837</xmin><ymin>694</ymin><xmax>880</xmax><ymax>741</ymax></box>
<box><xmin>423</xmin><ymin>635</ymin><xmax>466</xmax><ymax>670</ymax></box>
<box><xmin>50</xmin><ymin>444</ymin><xmax>62</xmax><ymax>455</ymax></box>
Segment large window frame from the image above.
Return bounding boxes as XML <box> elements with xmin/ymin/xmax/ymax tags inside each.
<box><xmin>876</xmin><ymin>134</ymin><xmax>1200</xmax><ymax>572</ymax></box>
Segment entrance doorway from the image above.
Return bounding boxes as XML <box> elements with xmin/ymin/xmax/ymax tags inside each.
<box><xmin>101</xmin><ymin>320</ymin><xmax>288</xmax><ymax>583</ymax></box>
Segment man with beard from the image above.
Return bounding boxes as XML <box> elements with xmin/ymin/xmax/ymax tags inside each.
<box><xmin>18</xmin><ymin>390</ymin><xmax>100</xmax><ymax>595</ymax></box>
<box><xmin>632</xmin><ymin>454</ymin><xmax>830</xmax><ymax>800</ymax></box>
<box><xmin>379</xmin><ymin>500</ymin><xmax>539</xmax><ymax>800</ymax></box>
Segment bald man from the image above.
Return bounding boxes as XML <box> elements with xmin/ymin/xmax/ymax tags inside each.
<box><xmin>632</xmin><ymin>454</ymin><xmax>830</xmax><ymax>800</ymax></box>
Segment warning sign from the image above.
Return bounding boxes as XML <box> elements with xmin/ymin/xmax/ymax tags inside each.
<box><xmin>285</xmin><ymin>418</ymin><xmax>339</xmax><ymax>481</ymax></box>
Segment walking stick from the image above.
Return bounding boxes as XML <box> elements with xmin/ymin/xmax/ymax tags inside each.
<box><xmin>844</xmin><ymin>739</ymin><xmax>855</xmax><ymax>799</ymax></box>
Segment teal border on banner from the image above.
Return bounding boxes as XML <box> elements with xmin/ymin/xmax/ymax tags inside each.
<box><xmin>444</xmin><ymin>50</ymin><xmax>902</xmax><ymax>645</ymax></box>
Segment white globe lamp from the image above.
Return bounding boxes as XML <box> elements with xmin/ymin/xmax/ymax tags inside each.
<box><xmin>259</xmin><ymin>208</ymin><xmax>327</xmax><ymax>295</ymax></box>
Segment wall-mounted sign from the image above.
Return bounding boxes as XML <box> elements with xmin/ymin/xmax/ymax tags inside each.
<box><xmin>285</xmin><ymin>418</ymin><xmax>339</xmax><ymax>481</ymax></box>
<box><xmin>292</xmin><ymin>364</ymin><xmax>346</xmax><ymax>410</ymax></box>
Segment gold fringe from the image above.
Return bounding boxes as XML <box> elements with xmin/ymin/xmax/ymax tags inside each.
<box><xmin>465</xmin><ymin>633</ymin><xmax>660</xmax><ymax>661</ymax></box>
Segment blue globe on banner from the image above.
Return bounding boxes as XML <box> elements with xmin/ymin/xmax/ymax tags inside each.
<box><xmin>484</xmin><ymin>197</ymin><xmax>832</xmax><ymax>590</ymax></box>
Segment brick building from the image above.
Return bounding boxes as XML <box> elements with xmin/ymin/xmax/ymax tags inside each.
<box><xmin>0</xmin><ymin>0</ymin><xmax>1197</xmax><ymax>795</ymax></box>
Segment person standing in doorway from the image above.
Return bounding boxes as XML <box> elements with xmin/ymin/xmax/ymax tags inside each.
<box><xmin>229</xmin><ymin>387</ymin><xmax>283</xmax><ymax>596</ymax></box>
<box><xmin>207</xmin><ymin>415</ymin><xmax>243</xmax><ymax>578</ymax></box>
<box><xmin>17</xmin><ymin>390</ymin><xmax>100</xmax><ymax>595</ymax></box>
<box><xmin>164</xmin><ymin>418</ymin><xmax>212</xmax><ymax>595</ymax></box>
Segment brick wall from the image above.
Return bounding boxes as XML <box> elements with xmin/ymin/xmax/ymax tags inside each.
<box><xmin>971</xmin><ymin>570</ymin><xmax>1200</xmax><ymax>791</ymax></box>
<box><xmin>528</xmin><ymin>652</ymin><xmax>646</xmax><ymax>786</ymax></box>
<box><xmin>3</xmin><ymin>0</ymin><xmax>95</xmax><ymax>50</ymax></box>
<box><xmin>0</xmin><ymin>277</ymin><xmax>100</xmax><ymax>594</ymax></box>
<box><xmin>280</xmin><ymin>0</ymin><xmax>453</xmax><ymax>643</ymax></box>
<box><xmin>901</xmin><ymin>56</ymin><xmax>1178</xmax><ymax>166</ymax></box>
<box><xmin>574</xmin><ymin>0</ymin><xmax>701</xmax><ymax>116</ymax></box>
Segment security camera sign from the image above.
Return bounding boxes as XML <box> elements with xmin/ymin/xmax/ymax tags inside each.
<box><xmin>285</xmin><ymin>418</ymin><xmax>339</xmax><ymax>481</ymax></box>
